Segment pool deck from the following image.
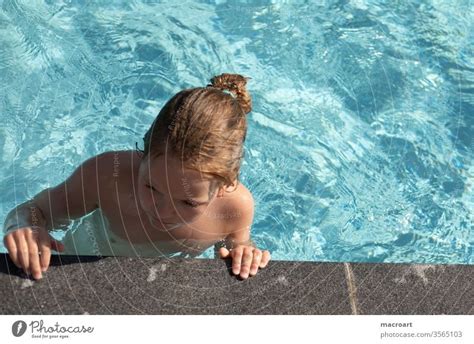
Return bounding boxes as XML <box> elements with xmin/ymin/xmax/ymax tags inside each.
<box><xmin>0</xmin><ymin>253</ymin><xmax>472</xmax><ymax>314</ymax></box>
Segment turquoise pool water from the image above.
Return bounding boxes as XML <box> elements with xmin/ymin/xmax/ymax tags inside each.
<box><xmin>1</xmin><ymin>0</ymin><xmax>472</xmax><ymax>264</ymax></box>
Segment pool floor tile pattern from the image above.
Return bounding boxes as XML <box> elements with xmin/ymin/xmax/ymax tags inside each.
<box><xmin>0</xmin><ymin>254</ymin><xmax>472</xmax><ymax>315</ymax></box>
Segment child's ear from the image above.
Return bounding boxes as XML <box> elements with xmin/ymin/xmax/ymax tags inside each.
<box><xmin>216</xmin><ymin>184</ymin><xmax>230</xmax><ymax>197</ymax></box>
<box><xmin>215</xmin><ymin>179</ymin><xmax>238</xmax><ymax>198</ymax></box>
<box><xmin>219</xmin><ymin>180</ymin><xmax>238</xmax><ymax>197</ymax></box>
<box><xmin>217</xmin><ymin>187</ymin><xmax>225</xmax><ymax>197</ymax></box>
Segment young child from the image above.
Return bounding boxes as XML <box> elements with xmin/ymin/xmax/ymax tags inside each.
<box><xmin>3</xmin><ymin>73</ymin><xmax>271</xmax><ymax>281</ymax></box>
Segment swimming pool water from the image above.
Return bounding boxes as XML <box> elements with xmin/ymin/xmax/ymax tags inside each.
<box><xmin>1</xmin><ymin>0</ymin><xmax>472</xmax><ymax>264</ymax></box>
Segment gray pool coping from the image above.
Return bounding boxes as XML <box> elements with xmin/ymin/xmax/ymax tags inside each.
<box><xmin>0</xmin><ymin>253</ymin><xmax>472</xmax><ymax>314</ymax></box>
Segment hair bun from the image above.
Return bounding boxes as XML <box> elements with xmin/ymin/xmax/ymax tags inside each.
<box><xmin>207</xmin><ymin>73</ymin><xmax>252</xmax><ymax>114</ymax></box>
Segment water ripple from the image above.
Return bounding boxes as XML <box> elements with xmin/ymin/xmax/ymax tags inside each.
<box><xmin>0</xmin><ymin>0</ymin><xmax>472</xmax><ymax>264</ymax></box>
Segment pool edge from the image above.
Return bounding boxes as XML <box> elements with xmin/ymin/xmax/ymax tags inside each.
<box><xmin>0</xmin><ymin>254</ymin><xmax>472</xmax><ymax>314</ymax></box>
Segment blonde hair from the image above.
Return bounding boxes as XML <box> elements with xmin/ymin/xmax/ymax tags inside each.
<box><xmin>136</xmin><ymin>73</ymin><xmax>252</xmax><ymax>194</ymax></box>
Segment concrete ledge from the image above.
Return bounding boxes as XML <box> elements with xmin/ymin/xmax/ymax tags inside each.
<box><xmin>0</xmin><ymin>253</ymin><xmax>472</xmax><ymax>314</ymax></box>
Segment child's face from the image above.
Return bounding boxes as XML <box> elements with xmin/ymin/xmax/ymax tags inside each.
<box><xmin>137</xmin><ymin>153</ymin><xmax>217</xmax><ymax>229</ymax></box>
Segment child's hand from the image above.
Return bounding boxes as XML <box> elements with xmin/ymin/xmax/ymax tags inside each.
<box><xmin>218</xmin><ymin>245</ymin><xmax>271</xmax><ymax>279</ymax></box>
<box><xmin>3</xmin><ymin>226</ymin><xmax>65</xmax><ymax>280</ymax></box>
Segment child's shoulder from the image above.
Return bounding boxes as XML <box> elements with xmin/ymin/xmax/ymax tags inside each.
<box><xmin>93</xmin><ymin>150</ymin><xmax>135</xmax><ymax>162</ymax></box>
<box><xmin>93</xmin><ymin>150</ymin><xmax>136</xmax><ymax>171</ymax></box>
<box><xmin>231</xmin><ymin>182</ymin><xmax>254</xmax><ymax>206</ymax></box>
<box><xmin>88</xmin><ymin>150</ymin><xmax>136</xmax><ymax>185</ymax></box>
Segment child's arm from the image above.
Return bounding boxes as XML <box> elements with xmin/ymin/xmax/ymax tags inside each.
<box><xmin>216</xmin><ymin>194</ymin><xmax>271</xmax><ymax>279</ymax></box>
<box><xmin>2</xmin><ymin>152</ymin><xmax>107</xmax><ymax>279</ymax></box>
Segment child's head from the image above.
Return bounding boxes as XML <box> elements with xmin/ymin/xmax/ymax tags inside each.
<box><xmin>136</xmin><ymin>73</ymin><xmax>252</xmax><ymax>226</ymax></box>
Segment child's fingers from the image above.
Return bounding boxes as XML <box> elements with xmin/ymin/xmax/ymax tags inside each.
<box><xmin>239</xmin><ymin>247</ymin><xmax>254</xmax><ymax>279</ymax></box>
<box><xmin>39</xmin><ymin>245</ymin><xmax>51</xmax><ymax>272</ymax></box>
<box><xmin>26</xmin><ymin>233</ymin><xmax>42</xmax><ymax>280</ymax></box>
<box><xmin>231</xmin><ymin>247</ymin><xmax>244</xmax><ymax>275</ymax></box>
<box><xmin>4</xmin><ymin>234</ymin><xmax>20</xmax><ymax>269</ymax></box>
<box><xmin>249</xmin><ymin>249</ymin><xmax>262</xmax><ymax>276</ymax></box>
<box><xmin>260</xmin><ymin>250</ymin><xmax>271</xmax><ymax>268</ymax></box>
<box><xmin>16</xmin><ymin>234</ymin><xmax>30</xmax><ymax>275</ymax></box>
<box><xmin>38</xmin><ymin>231</ymin><xmax>52</xmax><ymax>272</ymax></box>
<box><xmin>218</xmin><ymin>247</ymin><xmax>230</xmax><ymax>258</ymax></box>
